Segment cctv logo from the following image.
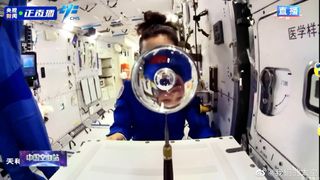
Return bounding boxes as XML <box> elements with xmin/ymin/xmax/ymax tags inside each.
<box><xmin>59</xmin><ymin>4</ymin><xmax>79</xmax><ymax>22</ymax></box>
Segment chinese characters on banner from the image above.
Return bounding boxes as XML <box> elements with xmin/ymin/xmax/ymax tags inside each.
<box><xmin>277</xmin><ymin>5</ymin><xmax>300</xmax><ymax>17</ymax></box>
<box><xmin>4</xmin><ymin>6</ymin><xmax>57</xmax><ymax>21</ymax></box>
<box><xmin>5</xmin><ymin>7</ymin><xmax>18</xmax><ymax>19</ymax></box>
<box><xmin>5</xmin><ymin>158</ymin><xmax>20</xmax><ymax>165</ymax></box>
<box><xmin>288</xmin><ymin>23</ymin><xmax>319</xmax><ymax>40</ymax></box>
<box><xmin>5</xmin><ymin>150</ymin><xmax>67</xmax><ymax>167</ymax></box>
<box><xmin>24</xmin><ymin>9</ymin><xmax>56</xmax><ymax>18</ymax></box>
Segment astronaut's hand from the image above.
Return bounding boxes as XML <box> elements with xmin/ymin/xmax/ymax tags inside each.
<box><xmin>106</xmin><ymin>133</ymin><xmax>126</xmax><ymax>140</ymax></box>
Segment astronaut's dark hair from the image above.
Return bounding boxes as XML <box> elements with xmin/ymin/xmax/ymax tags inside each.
<box><xmin>137</xmin><ymin>11</ymin><xmax>178</xmax><ymax>52</ymax></box>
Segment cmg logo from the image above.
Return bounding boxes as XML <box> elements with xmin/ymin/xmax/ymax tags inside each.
<box><xmin>59</xmin><ymin>4</ymin><xmax>79</xmax><ymax>22</ymax></box>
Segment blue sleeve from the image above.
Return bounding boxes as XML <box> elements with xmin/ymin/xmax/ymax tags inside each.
<box><xmin>186</xmin><ymin>97</ymin><xmax>216</xmax><ymax>139</ymax></box>
<box><xmin>108</xmin><ymin>81</ymin><xmax>133</xmax><ymax>140</ymax></box>
<box><xmin>0</xmin><ymin>0</ymin><xmax>25</xmax><ymax>82</ymax></box>
<box><xmin>0</xmin><ymin>0</ymin><xmax>58</xmax><ymax>179</ymax></box>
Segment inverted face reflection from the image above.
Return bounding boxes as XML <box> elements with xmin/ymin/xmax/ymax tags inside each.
<box><xmin>131</xmin><ymin>45</ymin><xmax>198</xmax><ymax>114</ymax></box>
<box><xmin>156</xmin><ymin>74</ymin><xmax>185</xmax><ymax>108</ymax></box>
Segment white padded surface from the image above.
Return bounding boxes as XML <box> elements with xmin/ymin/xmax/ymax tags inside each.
<box><xmin>51</xmin><ymin>137</ymin><xmax>265</xmax><ymax>180</ymax></box>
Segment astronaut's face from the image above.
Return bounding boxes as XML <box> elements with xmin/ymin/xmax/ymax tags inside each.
<box><xmin>157</xmin><ymin>74</ymin><xmax>185</xmax><ymax>108</ymax></box>
<box><xmin>141</xmin><ymin>34</ymin><xmax>174</xmax><ymax>54</ymax></box>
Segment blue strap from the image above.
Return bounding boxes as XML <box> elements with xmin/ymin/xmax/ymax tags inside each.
<box><xmin>0</xmin><ymin>68</ymin><xmax>32</xmax><ymax>111</ymax></box>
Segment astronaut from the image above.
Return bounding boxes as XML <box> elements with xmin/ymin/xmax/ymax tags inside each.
<box><xmin>107</xmin><ymin>11</ymin><xmax>217</xmax><ymax>141</ymax></box>
<box><xmin>0</xmin><ymin>0</ymin><xmax>58</xmax><ymax>179</ymax></box>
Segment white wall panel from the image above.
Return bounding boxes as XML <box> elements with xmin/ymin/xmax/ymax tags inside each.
<box><xmin>187</xmin><ymin>0</ymin><xmax>237</xmax><ymax>134</ymax></box>
<box><xmin>32</xmin><ymin>24</ymin><xmax>106</xmax><ymax>142</ymax></box>
<box><xmin>249</xmin><ymin>0</ymin><xmax>319</xmax><ymax>178</ymax></box>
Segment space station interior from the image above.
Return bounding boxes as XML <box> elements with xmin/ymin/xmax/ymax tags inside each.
<box><xmin>0</xmin><ymin>0</ymin><xmax>319</xmax><ymax>179</ymax></box>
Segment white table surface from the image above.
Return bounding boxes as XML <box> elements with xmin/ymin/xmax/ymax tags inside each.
<box><xmin>51</xmin><ymin>136</ymin><xmax>266</xmax><ymax>180</ymax></box>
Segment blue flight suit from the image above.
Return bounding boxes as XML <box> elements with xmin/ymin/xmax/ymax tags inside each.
<box><xmin>0</xmin><ymin>0</ymin><xmax>58</xmax><ymax>179</ymax></box>
<box><xmin>108</xmin><ymin>80</ymin><xmax>217</xmax><ymax>140</ymax></box>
